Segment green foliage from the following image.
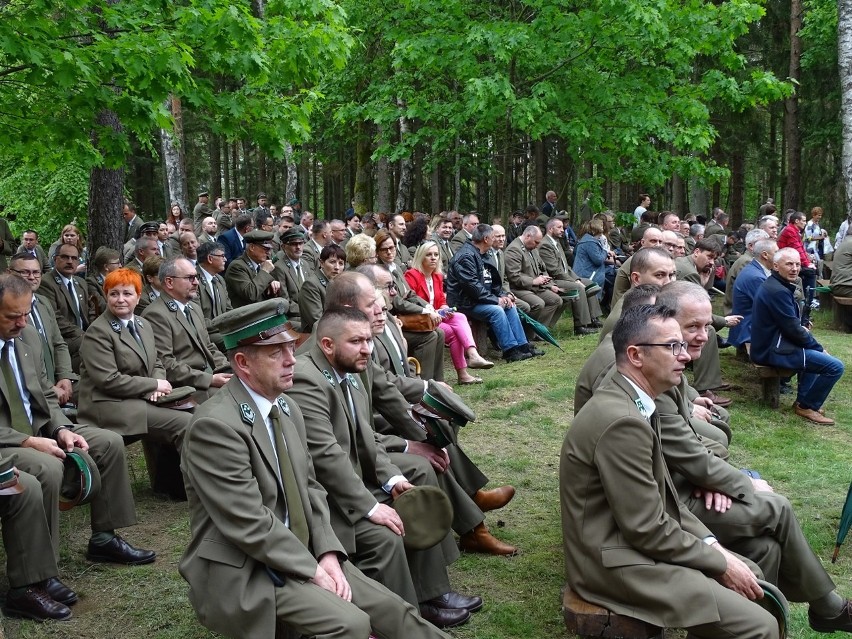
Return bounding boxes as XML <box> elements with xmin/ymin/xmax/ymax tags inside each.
<box><xmin>0</xmin><ymin>162</ymin><xmax>90</xmax><ymax>240</ymax></box>
<box><xmin>324</xmin><ymin>0</ymin><xmax>788</xmax><ymax>188</ymax></box>
<box><xmin>0</xmin><ymin>0</ymin><xmax>352</xmax><ymax>170</ymax></box>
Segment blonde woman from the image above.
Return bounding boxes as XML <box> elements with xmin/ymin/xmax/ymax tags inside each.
<box><xmin>404</xmin><ymin>240</ymin><xmax>493</xmax><ymax>384</ymax></box>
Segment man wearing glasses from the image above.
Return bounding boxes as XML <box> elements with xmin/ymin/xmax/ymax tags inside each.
<box><xmin>196</xmin><ymin>242</ymin><xmax>233</xmax><ymax>352</ymax></box>
<box><xmin>37</xmin><ymin>243</ymin><xmax>91</xmax><ymax>372</ymax></box>
<box><xmin>562</xmin><ymin>304</ymin><xmax>782</xmax><ymax>639</ymax></box>
<box><xmin>142</xmin><ymin>257</ymin><xmax>231</xmax><ymax>404</ymax></box>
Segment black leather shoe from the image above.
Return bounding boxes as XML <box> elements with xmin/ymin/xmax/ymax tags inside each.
<box><xmin>4</xmin><ymin>587</ymin><xmax>72</xmax><ymax>621</ymax></box>
<box><xmin>573</xmin><ymin>326</ymin><xmax>597</xmax><ymax>336</ymax></box>
<box><xmin>86</xmin><ymin>535</ymin><xmax>156</xmax><ymax>565</ymax></box>
<box><xmin>524</xmin><ymin>344</ymin><xmax>546</xmax><ymax>357</ymax></box>
<box><xmin>428</xmin><ymin>591</ymin><xmax>484</xmax><ymax>613</ymax></box>
<box><xmin>809</xmin><ymin>599</ymin><xmax>852</xmax><ymax>633</ymax></box>
<box><xmin>42</xmin><ymin>578</ymin><xmax>77</xmax><ymax>606</ymax></box>
<box><xmin>419</xmin><ymin>603</ymin><xmax>470</xmax><ymax>628</ymax></box>
<box><xmin>590</xmin><ymin>318</ymin><xmax>604</xmax><ymax>328</ymax></box>
<box><xmin>504</xmin><ymin>347</ymin><xmax>533</xmax><ymax>363</ymax></box>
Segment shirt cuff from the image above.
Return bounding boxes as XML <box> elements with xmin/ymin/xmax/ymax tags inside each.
<box><xmin>366</xmin><ymin>502</ymin><xmax>381</xmax><ymax>518</ymax></box>
<box><xmin>382</xmin><ymin>475</ymin><xmax>407</xmax><ymax>494</ymax></box>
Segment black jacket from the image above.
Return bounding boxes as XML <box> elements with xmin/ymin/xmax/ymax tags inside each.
<box><xmin>446</xmin><ymin>240</ymin><xmax>501</xmax><ymax>311</ymax></box>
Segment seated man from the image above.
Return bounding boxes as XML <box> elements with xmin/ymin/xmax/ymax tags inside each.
<box><xmin>224</xmin><ymin>230</ymin><xmax>287</xmax><ymax>310</ymax></box>
<box><xmin>1</xmin><ymin>459</ymin><xmax>77</xmax><ymax>621</ymax></box>
<box><xmin>289</xmin><ymin>307</ymin><xmax>482</xmax><ymax>628</ymax></box>
<box><xmin>562</xmin><ymin>304</ymin><xmax>779</xmax><ymax>639</ymax></box>
<box><xmin>504</xmin><ymin>225</ymin><xmax>570</xmax><ymax>332</ymax></box>
<box><xmin>271</xmin><ymin>228</ymin><xmax>313</xmax><ymax>331</ymax></box>
<box><xmin>446</xmin><ymin>224</ymin><xmax>536</xmax><ymax>363</ymax></box>
<box><xmin>610</xmin><ymin>226</ymin><xmax>664</xmax><ymax>305</ymax></box>
<box><xmin>0</xmin><ymin>274</ymin><xmax>155</xmax><ymax>568</ymax></box>
<box><xmin>36</xmin><ymin>242</ymin><xmax>92</xmax><ymax>372</ymax></box>
<box><xmin>180</xmin><ymin>300</ymin><xmax>447</xmax><ymax>639</ymax></box>
<box><xmin>352</xmin><ymin>267</ymin><xmax>517</xmax><ymax>556</ymax></box>
<box><xmin>652</xmin><ymin>281</ymin><xmax>852</xmax><ymax>633</ymax></box>
<box><xmin>751</xmin><ymin>248</ymin><xmax>844</xmax><ymax>425</ymax></box>
<box><xmin>142</xmin><ymin>257</ymin><xmax>232</xmax><ymax>403</ymax></box>
<box><xmin>729</xmin><ymin>238</ymin><xmax>777</xmax><ymax>350</ymax></box>
<box><xmin>195</xmin><ymin>241</ymin><xmax>232</xmax><ymax>352</ymax></box>
<box><xmin>724</xmin><ymin>229</ymin><xmax>769</xmax><ymax>316</ymax></box>
<box><xmin>9</xmin><ymin>253</ymin><xmax>78</xmax><ymax>406</ymax></box>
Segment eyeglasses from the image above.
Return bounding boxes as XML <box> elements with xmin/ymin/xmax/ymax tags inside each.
<box><xmin>379</xmin><ymin>282</ymin><xmax>397</xmax><ymax>291</ymax></box>
<box><xmin>635</xmin><ymin>341</ymin><xmax>689</xmax><ymax>356</ymax></box>
<box><xmin>209</xmin><ymin>253</ymin><xmax>226</xmax><ymax>259</ymax></box>
<box><xmin>377</xmin><ymin>245</ymin><xmax>395</xmax><ymax>253</ymax></box>
<box><xmin>170</xmin><ymin>274</ymin><xmax>199</xmax><ymax>282</ymax></box>
<box><xmin>10</xmin><ymin>269</ymin><xmax>41</xmax><ymax>277</ymax></box>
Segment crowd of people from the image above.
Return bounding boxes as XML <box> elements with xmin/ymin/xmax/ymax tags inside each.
<box><xmin>0</xmin><ymin>189</ymin><xmax>848</xmax><ymax>639</ymax></box>
<box><xmin>563</xmin><ymin>197</ymin><xmax>851</xmax><ymax>639</ymax></box>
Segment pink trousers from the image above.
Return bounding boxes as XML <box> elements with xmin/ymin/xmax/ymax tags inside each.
<box><xmin>441</xmin><ymin>312</ymin><xmax>476</xmax><ymax>370</ymax></box>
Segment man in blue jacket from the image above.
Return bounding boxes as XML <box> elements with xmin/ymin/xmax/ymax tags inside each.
<box><xmin>750</xmin><ymin>247</ymin><xmax>844</xmax><ymax>425</ymax></box>
<box><xmin>728</xmin><ymin>238</ymin><xmax>777</xmax><ymax>349</ymax></box>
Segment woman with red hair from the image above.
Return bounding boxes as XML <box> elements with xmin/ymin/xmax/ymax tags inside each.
<box><xmin>77</xmin><ymin>268</ymin><xmax>189</xmax><ymax>454</ymax></box>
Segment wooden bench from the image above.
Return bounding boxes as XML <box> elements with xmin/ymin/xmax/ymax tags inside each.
<box><xmin>832</xmin><ymin>295</ymin><xmax>852</xmax><ymax>333</ymax></box>
<box><xmin>742</xmin><ymin>344</ymin><xmax>794</xmax><ymax>409</ymax></box>
<box><xmin>469</xmin><ymin>319</ymin><xmax>491</xmax><ymax>355</ymax></box>
<box><xmin>562</xmin><ymin>587</ymin><xmax>662</xmax><ymax>639</ymax></box>
<box><xmin>817</xmin><ymin>279</ymin><xmax>832</xmax><ymax>310</ymax></box>
<box><xmin>140</xmin><ymin>439</ymin><xmax>186</xmax><ymax>501</ymax></box>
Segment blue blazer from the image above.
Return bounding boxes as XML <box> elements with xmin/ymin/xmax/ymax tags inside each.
<box><xmin>728</xmin><ymin>259</ymin><xmax>768</xmax><ymax>346</ymax></box>
<box><xmin>572</xmin><ymin>234</ymin><xmax>607</xmax><ymax>289</ymax></box>
<box><xmin>750</xmin><ymin>271</ymin><xmax>822</xmax><ymax>369</ymax></box>
<box><xmin>218</xmin><ymin>228</ymin><xmax>244</xmax><ymax>265</ymax></box>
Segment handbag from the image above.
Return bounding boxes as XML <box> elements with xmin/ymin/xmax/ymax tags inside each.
<box><xmin>397</xmin><ymin>313</ymin><xmax>439</xmax><ymax>332</ymax></box>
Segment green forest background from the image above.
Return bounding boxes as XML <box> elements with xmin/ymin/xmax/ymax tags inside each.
<box><xmin>0</xmin><ymin>0</ymin><xmax>842</xmax><ymax>245</ymax></box>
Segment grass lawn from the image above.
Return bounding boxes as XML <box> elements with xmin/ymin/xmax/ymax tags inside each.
<box><xmin>3</xmin><ymin>302</ymin><xmax>852</xmax><ymax>639</ymax></box>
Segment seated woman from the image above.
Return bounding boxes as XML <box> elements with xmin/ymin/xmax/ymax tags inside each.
<box><xmin>573</xmin><ymin>218</ymin><xmax>610</xmax><ymax>298</ymax></box>
<box><xmin>299</xmin><ymin>244</ymin><xmax>346</xmax><ymax>333</ymax></box>
<box><xmin>49</xmin><ymin>224</ymin><xmax>88</xmax><ymax>274</ymax></box>
<box><xmin>77</xmin><ymin>268</ymin><xmax>189</xmax><ymax>453</ymax></box>
<box><xmin>136</xmin><ymin>255</ymin><xmax>165</xmax><ymax>314</ymax></box>
<box><xmin>345</xmin><ymin>232</ymin><xmax>378</xmax><ymax>269</ymax></box>
<box><xmin>404</xmin><ymin>241</ymin><xmax>493</xmax><ymax>384</ymax></box>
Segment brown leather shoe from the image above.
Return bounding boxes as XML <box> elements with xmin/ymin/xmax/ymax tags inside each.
<box><xmin>809</xmin><ymin>598</ymin><xmax>852</xmax><ymax>633</ymax></box>
<box><xmin>795</xmin><ymin>403</ymin><xmax>835</xmax><ymax>425</ymax></box>
<box><xmin>459</xmin><ymin>523</ymin><xmax>518</xmax><ymax>556</ymax></box>
<box><xmin>4</xmin><ymin>587</ymin><xmax>72</xmax><ymax>621</ymax></box>
<box><xmin>700</xmin><ymin>389</ymin><xmax>732</xmax><ymax>407</ymax></box>
<box><xmin>473</xmin><ymin>485</ymin><xmax>515</xmax><ymax>512</ymax></box>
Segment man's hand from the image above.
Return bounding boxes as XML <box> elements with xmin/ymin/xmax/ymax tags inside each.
<box><xmin>149</xmin><ymin>379</ymin><xmax>173</xmax><ymax>402</ymax></box>
<box><xmin>693</xmin><ymin>488</ymin><xmax>732</xmax><ymax>513</ymax></box>
<box><xmin>367</xmin><ymin>503</ymin><xmax>405</xmax><ymax>536</ymax></box>
<box><xmin>22</xmin><ymin>436</ymin><xmax>67</xmax><ymax>458</ymax></box>
<box><xmin>260</xmin><ymin>260</ymin><xmax>275</xmax><ymax>273</ymax></box>
<box><xmin>693</xmin><ymin>396</ymin><xmax>714</xmax><ymax>409</ymax></box>
<box><xmin>407</xmin><ymin>440</ymin><xmax>450</xmax><ymax>473</ymax></box>
<box><xmin>390</xmin><ymin>480</ymin><xmax>414</xmax><ymax>499</ymax></box>
<box><xmin>56</xmin><ymin>427</ymin><xmax>88</xmax><ymax>452</ymax></box>
<box><xmin>53</xmin><ymin>379</ymin><xmax>73</xmax><ymax>405</ymax></box>
<box><xmin>724</xmin><ymin>315</ymin><xmax>743</xmax><ymax>327</ymax></box>
<box><xmin>713</xmin><ymin>543</ymin><xmax>763</xmax><ymax>600</ymax></box>
<box><xmin>691</xmin><ymin>404</ymin><xmax>714</xmax><ymax>422</ymax></box>
<box><xmin>210</xmin><ymin>373</ymin><xmax>232</xmax><ymax>388</ymax></box>
<box><xmin>751</xmin><ymin>478</ymin><xmax>774</xmax><ymax>493</ymax></box>
<box><xmin>312</xmin><ymin>553</ymin><xmax>352</xmax><ymax>601</ymax></box>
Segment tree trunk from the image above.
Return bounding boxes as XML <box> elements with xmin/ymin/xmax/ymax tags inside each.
<box><xmin>784</xmin><ymin>0</ymin><xmax>803</xmax><ymax>211</ymax></box>
<box><xmin>430</xmin><ymin>161</ymin><xmax>442</xmax><ymax>214</ymax></box>
<box><xmin>160</xmin><ymin>95</ymin><xmax>188</xmax><ymax>215</ymax></box>
<box><xmin>354</xmin><ymin>128</ymin><xmax>371</xmax><ymax>215</ymax></box>
<box><xmin>376</xmin><ymin>126</ymin><xmax>391</xmax><ymax>214</ymax></box>
<box><xmin>730</xmin><ymin>151</ymin><xmax>745</xmax><ymax>226</ymax></box>
<box><xmin>209</xmin><ymin>131</ymin><xmax>221</xmax><ymax>198</ymax></box>
<box><xmin>222</xmin><ymin>139</ymin><xmax>231</xmax><ymax>197</ymax></box>
<box><xmin>689</xmin><ymin>176</ymin><xmax>708</xmax><ymax>219</ymax></box>
<box><xmin>394</xmin><ymin>105</ymin><xmax>413</xmax><ymax>214</ymax></box>
<box><xmin>89</xmin><ymin>109</ymin><xmax>125</xmax><ymax>265</ymax></box>
<box><xmin>412</xmin><ymin>144</ymin><xmax>423</xmax><ymax>212</ymax></box>
<box><xmin>231</xmin><ymin>142</ymin><xmax>240</xmax><ymax>198</ymax></box>
<box><xmin>841</xmin><ymin>0</ymin><xmax>852</xmax><ymax>217</ymax></box>
<box><xmin>453</xmin><ymin>142</ymin><xmax>461</xmax><ymax>211</ymax></box>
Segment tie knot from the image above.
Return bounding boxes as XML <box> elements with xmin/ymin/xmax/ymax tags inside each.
<box><xmin>269</xmin><ymin>405</ymin><xmax>280</xmax><ymax>420</ymax></box>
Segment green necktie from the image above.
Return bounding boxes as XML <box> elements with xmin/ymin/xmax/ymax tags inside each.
<box><xmin>2</xmin><ymin>342</ymin><xmax>31</xmax><ymax>435</ymax></box>
<box><xmin>269</xmin><ymin>406</ymin><xmax>310</xmax><ymax>548</ymax></box>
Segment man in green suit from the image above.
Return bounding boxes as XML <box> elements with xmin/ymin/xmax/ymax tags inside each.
<box><xmin>289</xmin><ymin>305</ymin><xmax>482</xmax><ymax>629</ymax></box>
<box><xmin>0</xmin><ymin>273</ymin><xmax>155</xmax><ymax>568</ymax></box>
<box><xmin>180</xmin><ymin>299</ymin><xmax>448</xmax><ymax>639</ymax></box>
<box><xmin>561</xmin><ymin>304</ymin><xmax>779</xmax><ymax>638</ymax></box>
